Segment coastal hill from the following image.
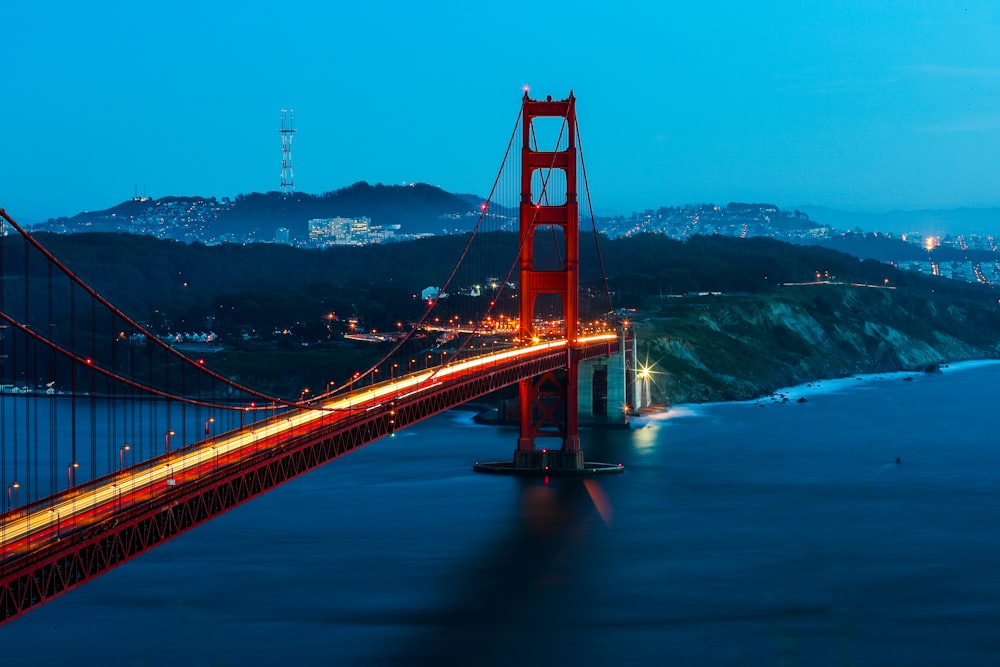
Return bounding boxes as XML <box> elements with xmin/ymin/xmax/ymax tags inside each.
<box><xmin>18</xmin><ymin>231</ymin><xmax>1000</xmax><ymax>400</ymax></box>
<box><xmin>35</xmin><ymin>182</ymin><xmax>486</xmax><ymax>242</ymax></box>
<box><xmin>638</xmin><ymin>286</ymin><xmax>999</xmax><ymax>404</ymax></box>
<box><xmin>221</xmin><ymin>182</ymin><xmax>483</xmax><ymax>237</ymax></box>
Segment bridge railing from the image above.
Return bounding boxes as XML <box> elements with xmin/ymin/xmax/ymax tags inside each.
<box><xmin>2</xmin><ymin>335</ymin><xmax>622</xmax><ymax>568</ymax></box>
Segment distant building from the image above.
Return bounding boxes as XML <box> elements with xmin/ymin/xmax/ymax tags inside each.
<box><xmin>308</xmin><ymin>216</ymin><xmax>398</xmax><ymax>247</ymax></box>
<box><xmin>274</xmin><ymin>227</ymin><xmax>291</xmax><ymax>244</ymax></box>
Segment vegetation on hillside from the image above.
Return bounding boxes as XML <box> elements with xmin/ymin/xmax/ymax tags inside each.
<box><xmin>6</xmin><ymin>231</ymin><xmax>999</xmax><ymax>401</ymax></box>
<box><xmin>636</xmin><ymin>285</ymin><xmax>1000</xmax><ymax>404</ymax></box>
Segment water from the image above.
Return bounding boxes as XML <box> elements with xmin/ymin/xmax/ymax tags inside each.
<box><xmin>3</xmin><ymin>362</ymin><xmax>999</xmax><ymax>665</ymax></box>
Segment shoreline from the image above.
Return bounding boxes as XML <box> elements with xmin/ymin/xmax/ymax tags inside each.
<box><xmin>636</xmin><ymin>358</ymin><xmax>1000</xmax><ymax>421</ymax></box>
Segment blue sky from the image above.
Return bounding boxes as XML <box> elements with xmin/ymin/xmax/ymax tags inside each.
<box><xmin>3</xmin><ymin>1</ymin><xmax>998</xmax><ymax>222</ymax></box>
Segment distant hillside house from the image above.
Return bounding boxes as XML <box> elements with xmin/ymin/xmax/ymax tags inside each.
<box><xmin>421</xmin><ymin>286</ymin><xmax>447</xmax><ymax>302</ymax></box>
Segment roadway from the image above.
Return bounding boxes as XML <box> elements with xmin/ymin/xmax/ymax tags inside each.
<box><xmin>1</xmin><ymin>334</ymin><xmax>617</xmax><ymax>563</ymax></box>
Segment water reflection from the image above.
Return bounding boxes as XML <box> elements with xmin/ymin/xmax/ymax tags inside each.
<box><xmin>380</xmin><ymin>474</ymin><xmax>615</xmax><ymax>665</ymax></box>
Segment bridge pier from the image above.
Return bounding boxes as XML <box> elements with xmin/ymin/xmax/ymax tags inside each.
<box><xmin>473</xmin><ymin>335</ymin><xmax>628</xmax><ymax>477</ymax></box>
<box><xmin>577</xmin><ymin>327</ymin><xmax>635</xmax><ymax>427</ymax></box>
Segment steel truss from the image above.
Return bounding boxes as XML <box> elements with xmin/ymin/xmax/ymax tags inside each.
<box><xmin>1</xmin><ymin>339</ymin><xmax>617</xmax><ymax>624</ymax></box>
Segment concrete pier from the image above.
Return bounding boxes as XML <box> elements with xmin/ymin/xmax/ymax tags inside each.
<box><xmin>473</xmin><ymin>330</ymin><xmax>633</xmax><ymax>477</ymax></box>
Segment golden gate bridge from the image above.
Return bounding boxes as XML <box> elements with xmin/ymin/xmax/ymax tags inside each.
<box><xmin>0</xmin><ymin>92</ymin><xmax>636</xmax><ymax>624</ymax></box>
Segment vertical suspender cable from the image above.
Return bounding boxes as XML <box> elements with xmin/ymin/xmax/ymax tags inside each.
<box><xmin>23</xmin><ymin>231</ymin><xmax>32</xmax><ymax>503</ymax></box>
<box><xmin>1</xmin><ymin>224</ymin><xmax>7</xmax><ymax>505</ymax></box>
<box><xmin>49</xmin><ymin>262</ymin><xmax>57</xmax><ymax>495</ymax></box>
<box><xmin>577</xmin><ymin>121</ymin><xmax>616</xmax><ymax>317</ymax></box>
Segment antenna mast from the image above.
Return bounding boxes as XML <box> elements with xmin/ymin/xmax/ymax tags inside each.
<box><xmin>279</xmin><ymin>109</ymin><xmax>296</xmax><ymax>195</ymax></box>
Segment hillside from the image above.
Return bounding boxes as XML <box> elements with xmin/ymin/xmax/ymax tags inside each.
<box><xmin>9</xmin><ymin>231</ymin><xmax>1000</xmax><ymax>400</ymax></box>
<box><xmin>36</xmin><ymin>182</ymin><xmax>483</xmax><ymax>242</ymax></box>
<box><xmin>222</xmin><ymin>182</ymin><xmax>481</xmax><ymax>238</ymax></box>
<box><xmin>637</xmin><ymin>286</ymin><xmax>1000</xmax><ymax>404</ymax></box>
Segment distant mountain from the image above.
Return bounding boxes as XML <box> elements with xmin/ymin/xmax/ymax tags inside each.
<box><xmin>37</xmin><ymin>182</ymin><xmax>484</xmax><ymax>241</ymax></box>
<box><xmin>218</xmin><ymin>182</ymin><xmax>485</xmax><ymax>238</ymax></box>
<box><xmin>798</xmin><ymin>206</ymin><xmax>1000</xmax><ymax>237</ymax></box>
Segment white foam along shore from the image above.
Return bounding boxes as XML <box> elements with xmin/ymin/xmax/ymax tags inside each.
<box><xmin>637</xmin><ymin>359</ymin><xmax>1000</xmax><ymax>422</ymax></box>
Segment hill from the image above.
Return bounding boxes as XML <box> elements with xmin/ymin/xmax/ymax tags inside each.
<box><xmin>637</xmin><ymin>286</ymin><xmax>1000</xmax><ymax>404</ymax></box>
<box><xmin>14</xmin><ymin>231</ymin><xmax>999</xmax><ymax>399</ymax></box>
<box><xmin>222</xmin><ymin>182</ymin><xmax>481</xmax><ymax>238</ymax></box>
<box><xmin>35</xmin><ymin>182</ymin><xmax>484</xmax><ymax>242</ymax></box>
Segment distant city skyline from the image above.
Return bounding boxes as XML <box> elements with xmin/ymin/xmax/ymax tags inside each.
<box><xmin>3</xmin><ymin>1</ymin><xmax>998</xmax><ymax>223</ymax></box>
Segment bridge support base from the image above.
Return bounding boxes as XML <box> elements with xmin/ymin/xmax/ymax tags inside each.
<box><xmin>473</xmin><ymin>449</ymin><xmax>623</xmax><ymax>476</ymax></box>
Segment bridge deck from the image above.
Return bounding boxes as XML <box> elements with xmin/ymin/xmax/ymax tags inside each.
<box><xmin>1</xmin><ymin>334</ymin><xmax>618</xmax><ymax>624</ymax></box>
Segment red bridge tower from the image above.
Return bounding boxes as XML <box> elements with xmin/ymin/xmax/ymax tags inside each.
<box><xmin>471</xmin><ymin>91</ymin><xmax>624</xmax><ymax>476</ymax></box>
<box><xmin>515</xmin><ymin>91</ymin><xmax>582</xmax><ymax>471</ymax></box>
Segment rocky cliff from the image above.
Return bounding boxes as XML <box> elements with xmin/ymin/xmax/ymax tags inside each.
<box><xmin>635</xmin><ymin>283</ymin><xmax>1000</xmax><ymax>404</ymax></box>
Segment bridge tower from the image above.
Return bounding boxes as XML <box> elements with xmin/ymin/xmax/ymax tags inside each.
<box><xmin>512</xmin><ymin>91</ymin><xmax>583</xmax><ymax>471</ymax></box>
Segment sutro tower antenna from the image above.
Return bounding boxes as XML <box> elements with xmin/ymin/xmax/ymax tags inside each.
<box><xmin>279</xmin><ymin>109</ymin><xmax>297</xmax><ymax>195</ymax></box>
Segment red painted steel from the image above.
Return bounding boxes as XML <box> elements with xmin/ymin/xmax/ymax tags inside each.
<box><xmin>0</xmin><ymin>338</ymin><xmax>617</xmax><ymax>625</ymax></box>
<box><xmin>517</xmin><ymin>92</ymin><xmax>581</xmax><ymax>457</ymax></box>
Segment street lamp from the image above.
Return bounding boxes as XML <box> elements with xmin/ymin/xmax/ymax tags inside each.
<box><xmin>6</xmin><ymin>481</ymin><xmax>18</xmax><ymax>511</ymax></box>
<box><xmin>165</xmin><ymin>429</ymin><xmax>175</xmax><ymax>454</ymax></box>
<box><xmin>67</xmin><ymin>462</ymin><xmax>79</xmax><ymax>488</ymax></box>
<box><xmin>299</xmin><ymin>387</ymin><xmax>311</xmax><ymax>402</ymax></box>
<box><xmin>119</xmin><ymin>444</ymin><xmax>131</xmax><ymax>471</ymax></box>
<box><xmin>50</xmin><ymin>507</ymin><xmax>61</xmax><ymax>540</ymax></box>
<box><xmin>391</xmin><ymin>363</ymin><xmax>398</xmax><ymax>380</ymax></box>
<box><xmin>204</xmin><ymin>417</ymin><xmax>215</xmax><ymax>437</ymax></box>
<box><xmin>409</xmin><ymin>358</ymin><xmax>416</xmax><ymax>373</ymax></box>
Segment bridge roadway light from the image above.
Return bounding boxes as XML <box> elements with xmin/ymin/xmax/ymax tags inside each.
<box><xmin>119</xmin><ymin>444</ymin><xmax>131</xmax><ymax>471</ymax></box>
<box><xmin>67</xmin><ymin>462</ymin><xmax>79</xmax><ymax>488</ymax></box>
<box><xmin>6</xmin><ymin>481</ymin><xmax>18</xmax><ymax>511</ymax></box>
<box><xmin>204</xmin><ymin>417</ymin><xmax>215</xmax><ymax>437</ymax></box>
<box><xmin>165</xmin><ymin>429</ymin><xmax>176</xmax><ymax>454</ymax></box>
<box><xmin>50</xmin><ymin>507</ymin><xmax>60</xmax><ymax>540</ymax></box>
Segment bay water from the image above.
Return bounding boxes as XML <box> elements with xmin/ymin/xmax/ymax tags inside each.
<box><xmin>3</xmin><ymin>361</ymin><xmax>999</xmax><ymax>665</ymax></box>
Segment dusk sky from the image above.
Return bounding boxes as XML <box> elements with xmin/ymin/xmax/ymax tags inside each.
<box><xmin>4</xmin><ymin>1</ymin><xmax>998</xmax><ymax>222</ymax></box>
